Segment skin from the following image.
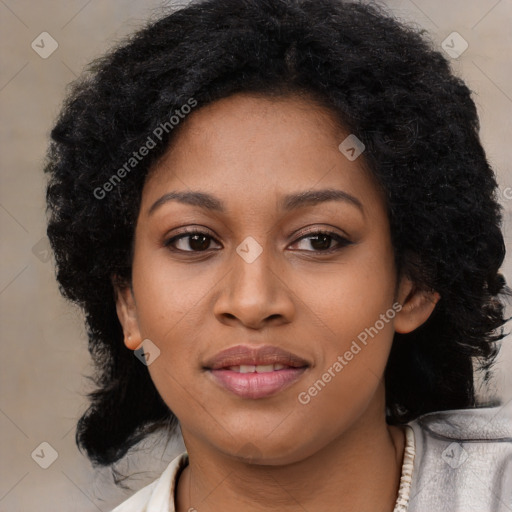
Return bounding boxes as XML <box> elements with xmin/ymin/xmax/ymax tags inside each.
<box><xmin>115</xmin><ymin>92</ymin><xmax>440</xmax><ymax>512</ymax></box>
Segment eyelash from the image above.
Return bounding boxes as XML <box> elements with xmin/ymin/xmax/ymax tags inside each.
<box><xmin>163</xmin><ymin>228</ymin><xmax>353</xmax><ymax>254</ymax></box>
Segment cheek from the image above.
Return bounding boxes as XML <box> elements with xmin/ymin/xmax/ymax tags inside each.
<box><xmin>289</xmin><ymin>238</ymin><xmax>397</xmax><ymax>402</ymax></box>
<box><xmin>130</xmin><ymin>249</ymin><xmax>208</xmax><ymax>397</ymax></box>
<box><xmin>290</xmin><ymin>242</ymin><xmax>396</xmax><ymax>347</ymax></box>
<box><xmin>131</xmin><ymin>242</ymin><xmax>216</xmax><ymax>336</ymax></box>
<box><xmin>294</xmin><ymin>272</ymin><xmax>396</xmax><ymax>440</ymax></box>
<box><xmin>295</xmin><ymin>283</ymin><xmax>395</xmax><ymax>415</ymax></box>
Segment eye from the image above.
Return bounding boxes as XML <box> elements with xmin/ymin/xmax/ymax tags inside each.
<box><xmin>291</xmin><ymin>230</ymin><xmax>352</xmax><ymax>253</ymax></box>
<box><xmin>164</xmin><ymin>230</ymin><xmax>221</xmax><ymax>252</ymax></box>
<box><xmin>164</xmin><ymin>228</ymin><xmax>352</xmax><ymax>254</ymax></box>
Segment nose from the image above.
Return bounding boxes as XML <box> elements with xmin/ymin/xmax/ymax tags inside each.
<box><xmin>213</xmin><ymin>242</ymin><xmax>295</xmax><ymax>330</ymax></box>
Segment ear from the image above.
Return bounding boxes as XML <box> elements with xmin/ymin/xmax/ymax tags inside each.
<box><xmin>394</xmin><ymin>275</ymin><xmax>440</xmax><ymax>334</ymax></box>
<box><xmin>112</xmin><ymin>277</ymin><xmax>142</xmax><ymax>350</ymax></box>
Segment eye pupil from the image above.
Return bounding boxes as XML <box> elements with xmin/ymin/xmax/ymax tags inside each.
<box><xmin>310</xmin><ymin>234</ymin><xmax>331</xmax><ymax>250</ymax></box>
<box><xmin>189</xmin><ymin>234</ymin><xmax>210</xmax><ymax>251</ymax></box>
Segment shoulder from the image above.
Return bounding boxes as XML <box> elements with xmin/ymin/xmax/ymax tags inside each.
<box><xmin>405</xmin><ymin>405</ymin><xmax>512</xmax><ymax>512</ymax></box>
<box><xmin>110</xmin><ymin>452</ymin><xmax>189</xmax><ymax>512</ymax></box>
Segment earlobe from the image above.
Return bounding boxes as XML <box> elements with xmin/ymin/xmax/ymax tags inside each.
<box><xmin>394</xmin><ymin>277</ymin><xmax>440</xmax><ymax>334</ymax></box>
<box><xmin>112</xmin><ymin>278</ymin><xmax>142</xmax><ymax>350</ymax></box>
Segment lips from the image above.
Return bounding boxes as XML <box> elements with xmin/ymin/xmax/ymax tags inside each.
<box><xmin>204</xmin><ymin>345</ymin><xmax>309</xmax><ymax>399</ymax></box>
<box><xmin>203</xmin><ymin>344</ymin><xmax>309</xmax><ymax>371</ymax></box>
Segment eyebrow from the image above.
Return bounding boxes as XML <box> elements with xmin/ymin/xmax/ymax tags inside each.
<box><xmin>148</xmin><ymin>188</ymin><xmax>364</xmax><ymax>216</ymax></box>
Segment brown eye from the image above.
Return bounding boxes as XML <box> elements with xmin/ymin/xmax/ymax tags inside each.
<box><xmin>308</xmin><ymin>234</ymin><xmax>333</xmax><ymax>251</ymax></box>
<box><xmin>165</xmin><ymin>231</ymin><xmax>221</xmax><ymax>252</ymax></box>
<box><xmin>187</xmin><ymin>234</ymin><xmax>211</xmax><ymax>251</ymax></box>
<box><xmin>292</xmin><ymin>231</ymin><xmax>352</xmax><ymax>252</ymax></box>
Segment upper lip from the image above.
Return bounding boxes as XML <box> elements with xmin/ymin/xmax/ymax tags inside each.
<box><xmin>204</xmin><ymin>345</ymin><xmax>309</xmax><ymax>370</ymax></box>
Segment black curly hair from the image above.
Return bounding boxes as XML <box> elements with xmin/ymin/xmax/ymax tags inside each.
<box><xmin>45</xmin><ymin>0</ymin><xmax>511</xmax><ymax>469</ymax></box>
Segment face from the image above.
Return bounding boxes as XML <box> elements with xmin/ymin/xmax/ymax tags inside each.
<box><xmin>116</xmin><ymin>93</ymin><xmax>437</xmax><ymax>465</ymax></box>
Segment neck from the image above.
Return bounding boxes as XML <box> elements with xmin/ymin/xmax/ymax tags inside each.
<box><xmin>176</xmin><ymin>395</ymin><xmax>405</xmax><ymax>512</ymax></box>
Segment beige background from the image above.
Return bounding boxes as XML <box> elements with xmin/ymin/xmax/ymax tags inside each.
<box><xmin>1</xmin><ymin>1</ymin><xmax>511</xmax><ymax>511</ymax></box>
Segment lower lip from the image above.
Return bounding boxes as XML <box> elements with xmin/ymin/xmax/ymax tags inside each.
<box><xmin>208</xmin><ymin>367</ymin><xmax>307</xmax><ymax>399</ymax></box>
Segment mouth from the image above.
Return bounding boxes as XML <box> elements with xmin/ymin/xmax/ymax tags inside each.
<box><xmin>225</xmin><ymin>363</ymin><xmax>291</xmax><ymax>373</ymax></box>
<box><xmin>204</xmin><ymin>345</ymin><xmax>309</xmax><ymax>399</ymax></box>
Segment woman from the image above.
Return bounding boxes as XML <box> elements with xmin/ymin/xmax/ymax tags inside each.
<box><xmin>44</xmin><ymin>0</ymin><xmax>512</xmax><ymax>510</ymax></box>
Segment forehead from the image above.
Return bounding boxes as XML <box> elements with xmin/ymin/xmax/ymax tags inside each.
<box><xmin>142</xmin><ymin>93</ymin><xmax>386</xmax><ymax>217</ymax></box>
